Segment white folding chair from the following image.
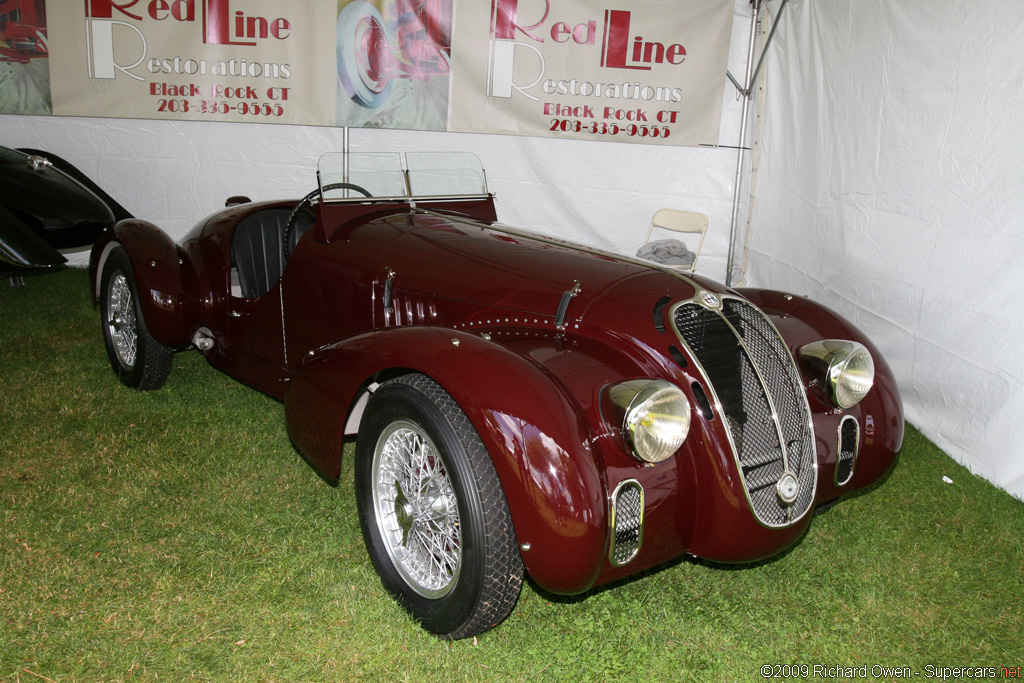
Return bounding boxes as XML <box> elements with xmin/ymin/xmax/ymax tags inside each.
<box><xmin>640</xmin><ymin>209</ymin><xmax>709</xmax><ymax>273</ymax></box>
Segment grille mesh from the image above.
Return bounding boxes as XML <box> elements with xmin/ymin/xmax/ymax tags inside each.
<box><xmin>610</xmin><ymin>481</ymin><xmax>644</xmax><ymax>566</ymax></box>
<box><xmin>836</xmin><ymin>417</ymin><xmax>858</xmax><ymax>485</ymax></box>
<box><xmin>673</xmin><ymin>299</ymin><xmax>816</xmax><ymax>526</ymax></box>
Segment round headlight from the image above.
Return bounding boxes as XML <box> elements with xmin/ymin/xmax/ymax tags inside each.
<box><xmin>800</xmin><ymin>340</ymin><xmax>875</xmax><ymax>409</ymax></box>
<box><xmin>608</xmin><ymin>380</ymin><xmax>691</xmax><ymax>463</ymax></box>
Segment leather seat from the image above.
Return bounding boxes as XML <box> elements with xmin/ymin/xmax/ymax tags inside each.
<box><xmin>230</xmin><ymin>208</ymin><xmax>316</xmax><ymax>299</ymax></box>
<box><xmin>230</xmin><ymin>209</ymin><xmax>290</xmax><ymax>299</ymax></box>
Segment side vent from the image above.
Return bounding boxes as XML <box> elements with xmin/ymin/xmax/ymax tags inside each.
<box><xmin>653</xmin><ymin>296</ymin><xmax>671</xmax><ymax>332</ymax></box>
<box><xmin>835</xmin><ymin>416</ymin><xmax>859</xmax><ymax>485</ymax></box>
<box><xmin>609</xmin><ymin>480</ymin><xmax>644</xmax><ymax>567</ymax></box>
<box><xmin>691</xmin><ymin>382</ymin><xmax>714</xmax><ymax>421</ymax></box>
<box><xmin>668</xmin><ymin>344</ymin><xmax>688</xmax><ymax>369</ymax></box>
<box><xmin>388</xmin><ymin>295</ymin><xmax>439</xmax><ymax>327</ymax></box>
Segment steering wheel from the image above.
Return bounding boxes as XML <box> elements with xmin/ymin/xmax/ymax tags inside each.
<box><xmin>282</xmin><ymin>182</ymin><xmax>373</xmax><ymax>261</ymax></box>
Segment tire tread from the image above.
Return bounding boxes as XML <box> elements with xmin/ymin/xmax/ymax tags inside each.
<box><xmin>383</xmin><ymin>374</ymin><xmax>524</xmax><ymax>639</ymax></box>
<box><xmin>100</xmin><ymin>246</ymin><xmax>173</xmax><ymax>391</ymax></box>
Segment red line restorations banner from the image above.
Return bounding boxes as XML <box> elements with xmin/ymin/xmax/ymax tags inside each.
<box><xmin>448</xmin><ymin>0</ymin><xmax>735</xmax><ymax>146</ymax></box>
<box><xmin>14</xmin><ymin>0</ymin><xmax>734</xmax><ymax>146</ymax></box>
<box><xmin>45</xmin><ymin>0</ymin><xmax>336</xmax><ymax>124</ymax></box>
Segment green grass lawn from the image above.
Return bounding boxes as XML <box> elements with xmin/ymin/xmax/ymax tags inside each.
<box><xmin>2</xmin><ymin>268</ymin><xmax>1022</xmax><ymax>682</ymax></box>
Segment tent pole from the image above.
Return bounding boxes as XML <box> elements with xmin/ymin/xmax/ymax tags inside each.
<box><xmin>748</xmin><ymin>0</ymin><xmax>789</xmax><ymax>93</ymax></box>
<box><xmin>726</xmin><ymin>0</ymin><xmax>763</xmax><ymax>287</ymax></box>
<box><xmin>343</xmin><ymin>127</ymin><xmax>350</xmax><ymax>183</ymax></box>
<box><xmin>726</xmin><ymin>0</ymin><xmax>789</xmax><ymax>287</ymax></box>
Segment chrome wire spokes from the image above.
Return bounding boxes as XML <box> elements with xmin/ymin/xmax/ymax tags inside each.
<box><xmin>107</xmin><ymin>273</ymin><xmax>137</xmax><ymax>368</ymax></box>
<box><xmin>373</xmin><ymin>421</ymin><xmax>461</xmax><ymax>598</ymax></box>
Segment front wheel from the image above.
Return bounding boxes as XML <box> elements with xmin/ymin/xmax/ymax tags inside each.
<box><xmin>99</xmin><ymin>246</ymin><xmax>173</xmax><ymax>390</ymax></box>
<box><xmin>355</xmin><ymin>374</ymin><xmax>523</xmax><ymax>639</ymax></box>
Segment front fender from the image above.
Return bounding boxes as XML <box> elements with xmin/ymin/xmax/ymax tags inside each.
<box><xmin>90</xmin><ymin>221</ymin><xmax>197</xmax><ymax>348</ymax></box>
<box><xmin>285</xmin><ymin>326</ymin><xmax>608</xmax><ymax>595</ymax></box>
<box><xmin>737</xmin><ymin>288</ymin><xmax>905</xmax><ymax>494</ymax></box>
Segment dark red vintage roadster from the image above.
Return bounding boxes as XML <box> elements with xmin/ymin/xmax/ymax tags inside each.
<box><xmin>88</xmin><ymin>152</ymin><xmax>903</xmax><ymax>639</ymax></box>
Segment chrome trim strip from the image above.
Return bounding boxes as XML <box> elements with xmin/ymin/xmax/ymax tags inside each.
<box><xmin>280</xmin><ymin>282</ymin><xmax>288</xmax><ymax>366</ymax></box>
<box><xmin>323</xmin><ymin>193</ymin><xmax>494</xmax><ymax>205</ymax></box>
<box><xmin>835</xmin><ymin>415</ymin><xmax>860</xmax><ymax>486</ymax></box>
<box><xmin>668</xmin><ymin>294</ymin><xmax>818</xmax><ymax>529</ymax></box>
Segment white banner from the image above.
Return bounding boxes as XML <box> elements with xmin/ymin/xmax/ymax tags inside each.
<box><xmin>3</xmin><ymin>0</ymin><xmax>735</xmax><ymax>147</ymax></box>
<box><xmin>45</xmin><ymin>0</ymin><xmax>336</xmax><ymax>125</ymax></box>
<box><xmin>447</xmin><ymin>0</ymin><xmax>734</xmax><ymax>146</ymax></box>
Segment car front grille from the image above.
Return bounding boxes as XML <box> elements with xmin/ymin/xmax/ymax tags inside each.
<box><xmin>672</xmin><ymin>297</ymin><xmax>816</xmax><ymax>527</ymax></box>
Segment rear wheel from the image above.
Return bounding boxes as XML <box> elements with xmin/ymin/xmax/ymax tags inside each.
<box><xmin>355</xmin><ymin>374</ymin><xmax>523</xmax><ymax>639</ymax></box>
<box><xmin>99</xmin><ymin>247</ymin><xmax>173</xmax><ymax>390</ymax></box>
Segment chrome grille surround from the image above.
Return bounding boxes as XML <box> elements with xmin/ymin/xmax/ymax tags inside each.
<box><xmin>670</xmin><ymin>295</ymin><xmax>817</xmax><ymax>527</ymax></box>
<box><xmin>609</xmin><ymin>480</ymin><xmax>644</xmax><ymax>566</ymax></box>
<box><xmin>835</xmin><ymin>415</ymin><xmax>859</xmax><ymax>486</ymax></box>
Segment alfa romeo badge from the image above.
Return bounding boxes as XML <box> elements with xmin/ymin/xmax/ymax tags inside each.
<box><xmin>701</xmin><ymin>291</ymin><xmax>721</xmax><ymax>309</ymax></box>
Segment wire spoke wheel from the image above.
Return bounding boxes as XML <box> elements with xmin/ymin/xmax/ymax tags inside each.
<box><xmin>98</xmin><ymin>246</ymin><xmax>173</xmax><ymax>391</ymax></box>
<box><xmin>355</xmin><ymin>373</ymin><xmax>523</xmax><ymax>639</ymax></box>
<box><xmin>106</xmin><ymin>272</ymin><xmax>138</xmax><ymax>369</ymax></box>
<box><xmin>373</xmin><ymin>420</ymin><xmax>462</xmax><ymax>597</ymax></box>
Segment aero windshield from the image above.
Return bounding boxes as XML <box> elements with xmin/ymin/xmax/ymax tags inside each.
<box><xmin>317</xmin><ymin>152</ymin><xmax>488</xmax><ymax>202</ymax></box>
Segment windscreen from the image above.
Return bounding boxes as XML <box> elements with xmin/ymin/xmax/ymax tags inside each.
<box><xmin>318</xmin><ymin>153</ymin><xmax>407</xmax><ymax>199</ymax></box>
<box><xmin>406</xmin><ymin>153</ymin><xmax>487</xmax><ymax>197</ymax></box>
<box><xmin>317</xmin><ymin>152</ymin><xmax>487</xmax><ymax>201</ymax></box>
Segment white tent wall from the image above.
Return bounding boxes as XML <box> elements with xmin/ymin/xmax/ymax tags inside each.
<box><xmin>746</xmin><ymin>0</ymin><xmax>1024</xmax><ymax>500</ymax></box>
<box><xmin>0</xmin><ymin>3</ymin><xmax>757</xmax><ymax>283</ymax></box>
<box><xmin>1</xmin><ymin>117</ymin><xmax>737</xmax><ymax>277</ymax></box>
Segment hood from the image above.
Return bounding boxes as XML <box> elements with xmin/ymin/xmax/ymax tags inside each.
<box><xmin>377</xmin><ymin>210</ymin><xmax>697</xmax><ymax>322</ymax></box>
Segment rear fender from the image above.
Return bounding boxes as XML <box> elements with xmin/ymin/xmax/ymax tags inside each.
<box><xmin>285</xmin><ymin>326</ymin><xmax>608</xmax><ymax>594</ymax></box>
<box><xmin>91</xmin><ymin>221</ymin><xmax>197</xmax><ymax>348</ymax></box>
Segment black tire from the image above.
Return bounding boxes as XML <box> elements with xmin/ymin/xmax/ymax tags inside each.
<box><xmin>355</xmin><ymin>374</ymin><xmax>523</xmax><ymax>639</ymax></box>
<box><xmin>814</xmin><ymin>498</ymin><xmax>840</xmax><ymax>516</ymax></box>
<box><xmin>99</xmin><ymin>246</ymin><xmax>173</xmax><ymax>390</ymax></box>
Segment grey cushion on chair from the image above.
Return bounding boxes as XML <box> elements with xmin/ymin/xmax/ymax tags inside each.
<box><xmin>636</xmin><ymin>238</ymin><xmax>696</xmax><ymax>268</ymax></box>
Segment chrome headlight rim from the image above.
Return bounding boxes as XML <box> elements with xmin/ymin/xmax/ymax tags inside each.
<box><xmin>606</xmin><ymin>379</ymin><xmax>692</xmax><ymax>464</ymax></box>
<box><xmin>800</xmin><ymin>340</ymin><xmax>875</xmax><ymax>409</ymax></box>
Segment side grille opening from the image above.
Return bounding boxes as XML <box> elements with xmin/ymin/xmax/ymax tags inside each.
<box><xmin>836</xmin><ymin>416</ymin><xmax>859</xmax><ymax>485</ymax></box>
<box><xmin>653</xmin><ymin>295</ymin><xmax>671</xmax><ymax>332</ymax></box>
<box><xmin>691</xmin><ymin>382</ymin><xmax>714</xmax><ymax>420</ymax></box>
<box><xmin>668</xmin><ymin>344</ymin><xmax>688</xmax><ymax>369</ymax></box>
<box><xmin>609</xmin><ymin>480</ymin><xmax>644</xmax><ymax>567</ymax></box>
